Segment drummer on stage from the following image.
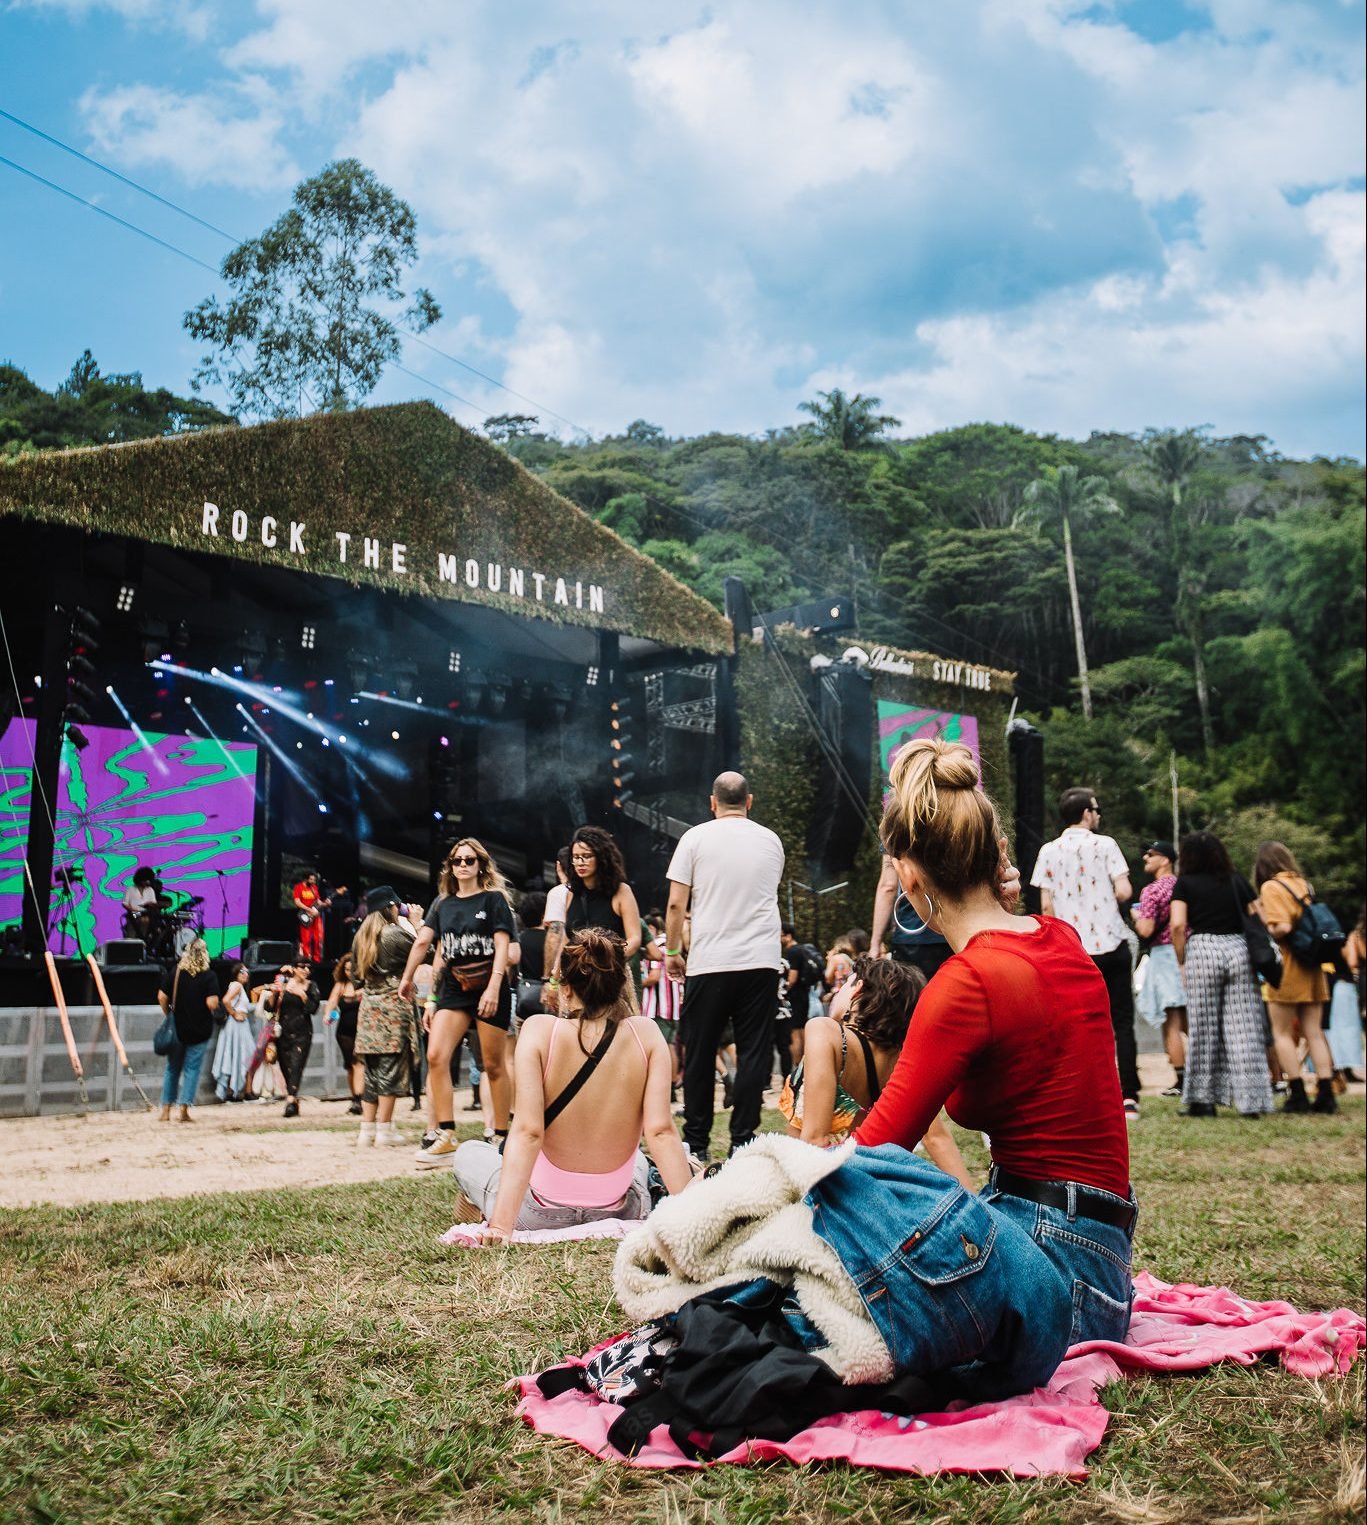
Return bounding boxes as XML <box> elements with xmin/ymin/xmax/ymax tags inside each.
<box><xmin>122</xmin><ymin>865</ymin><xmax>161</xmax><ymax>939</ymax></box>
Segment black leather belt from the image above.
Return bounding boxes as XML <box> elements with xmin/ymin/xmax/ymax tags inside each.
<box><xmin>993</xmin><ymin>1168</ymin><xmax>1136</xmax><ymax>1232</ymax></box>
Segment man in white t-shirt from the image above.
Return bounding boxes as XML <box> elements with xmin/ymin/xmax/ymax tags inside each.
<box><xmin>665</xmin><ymin>771</ymin><xmax>785</xmax><ymax>1158</ymax></box>
<box><xmin>1030</xmin><ymin>786</ymin><xmax>1140</xmax><ymax>1117</ymax></box>
<box><xmin>541</xmin><ymin>846</ymin><xmax>572</xmax><ymax>981</ymax></box>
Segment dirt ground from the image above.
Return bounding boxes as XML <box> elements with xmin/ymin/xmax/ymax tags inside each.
<box><xmin>4</xmin><ymin>1053</ymin><xmax>1355</xmax><ymax>1210</ymax></box>
<box><xmin>0</xmin><ymin>1096</ymin><xmax>435</xmax><ymax>1210</ymax></box>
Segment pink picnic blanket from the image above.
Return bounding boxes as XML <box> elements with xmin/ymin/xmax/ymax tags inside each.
<box><xmin>514</xmin><ymin>1272</ymin><xmax>1366</xmax><ymax>1477</ymax></box>
<box><xmin>440</xmin><ymin>1218</ymin><xmax>636</xmax><ymax>1247</ymax></box>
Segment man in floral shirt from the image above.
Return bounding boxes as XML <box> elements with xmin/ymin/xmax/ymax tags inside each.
<box><xmin>1030</xmin><ymin>788</ymin><xmax>1139</xmax><ymax>1118</ymax></box>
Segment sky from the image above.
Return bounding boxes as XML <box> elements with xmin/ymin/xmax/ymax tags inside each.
<box><xmin>1</xmin><ymin>0</ymin><xmax>1363</xmax><ymax>459</ymax></box>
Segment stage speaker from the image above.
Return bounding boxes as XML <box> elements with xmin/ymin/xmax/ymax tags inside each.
<box><xmin>99</xmin><ymin>939</ymin><xmax>147</xmax><ymax>964</ymax></box>
<box><xmin>100</xmin><ymin>964</ymin><xmax>162</xmax><ymax>1004</ymax></box>
<box><xmin>804</xmin><ymin>659</ymin><xmax>874</xmax><ymax>881</ymax></box>
<box><xmin>244</xmin><ymin>939</ymin><xmax>295</xmax><ymax>966</ymax></box>
<box><xmin>1008</xmin><ymin>719</ymin><xmax>1046</xmax><ymax>914</ymax></box>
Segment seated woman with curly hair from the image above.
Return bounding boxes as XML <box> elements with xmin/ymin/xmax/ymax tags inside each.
<box><xmin>454</xmin><ymin>929</ymin><xmax>693</xmax><ymax>1244</ymax></box>
<box><xmin>781</xmin><ymin>954</ymin><xmax>975</xmax><ymax>1189</ymax></box>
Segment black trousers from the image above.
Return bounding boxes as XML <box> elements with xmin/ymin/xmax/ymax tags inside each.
<box><xmin>680</xmin><ymin>968</ymin><xmax>777</xmax><ymax>1156</ymax></box>
<box><xmin>276</xmin><ymin>1015</ymin><xmax>312</xmax><ymax>1099</ymax></box>
<box><xmin>1093</xmin><ymin>942</ymin><xmax>1140</xmax><ymax>1101</ymax></box>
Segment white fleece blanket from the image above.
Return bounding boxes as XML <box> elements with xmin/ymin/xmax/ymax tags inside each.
<box><xmin>613</xmin><ymin>1135</ymin><xmax>892</xmax><ymax>1384</ymax></box>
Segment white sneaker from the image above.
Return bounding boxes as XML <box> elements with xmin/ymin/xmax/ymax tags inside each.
<box><xmin>356</xmin><ymin>1121</ymin><xmax>376</xmax><ymax>1147</ymax></box>
<box><xmin>375</xmin><ymin>1122</ymin><xmax>403</xmax><ymax>1147</ymax></box>
<box><xmin>414</xmin><ymin>1130</ymin><xmax>460</xmax><ymax>1169</ymax></box>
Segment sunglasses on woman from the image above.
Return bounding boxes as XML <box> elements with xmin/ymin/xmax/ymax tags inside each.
<box><xmin>450</xmin><ymin>854</ymin><xmax>480</xmax><ymax>866</ymax></box>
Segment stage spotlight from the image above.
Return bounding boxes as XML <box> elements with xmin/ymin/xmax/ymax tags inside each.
<box><xmin>269</xmin><ymin>635</ymin><xmax>287</xmax><ymax>663</ymax></box>
<box><xmin>390</xmin><ymin>660</ymin><xmax>419</xmax><ymax>701</ymax></box>
<box><xmin>237</xmin><ymin>629</ymin><xmax>267</xmax><ymax>674</ymax></box>
<box><xmin>345</xmin><ymin>649</ymin><xmax>371</xmax><ymax>693</ymax></box>
<box><xmin>65</xmin><ymin>725</ymin><xmax>90</xmax><ymax>751</ymax></box>
<box><xmin>391</xmin><ymin>730</ymin><xmax>400</xmax><ymax>740</ymax></box>
<box><xmin>586</xmin><ymin>665</ymin><xmax>599</xmax><ymax>686</ymax></box>
<box><xmin>301</xmin><ymin>624</ymin><xmax>316</xmax><ymax>650</ymax></box>
<box><xmin>115</xmin><ymin>584</ymin><xmax>136</xmax><ymax>612</ymax></box>
<box><xmin>448</xmin><ymin>650</ymin><xmax>461</xmax><ymax>673</ymax></box>
<box><xmin>172</xmin><ymin>620</ymin><xmax>190</xmax><ymax>652</ymax></box>
<box><xmin>485</xmin><ymin>672</ymin><xmax>511</xmax><ymax>716</ymax></box>
<box><xmin>137</xmin><ymin>619</ymin><xmax>169</xmax><ymax>664</ymax></box>
<box><xmin>541</xmin><ymin>682</ymin><xmax>571</xmax><ymax>723</ymax></box>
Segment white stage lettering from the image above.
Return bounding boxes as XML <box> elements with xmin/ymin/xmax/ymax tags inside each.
<box><xmin>194</xmin><ymin>506</ymin><xmax>609</xmax><ymax>614</ymax></box>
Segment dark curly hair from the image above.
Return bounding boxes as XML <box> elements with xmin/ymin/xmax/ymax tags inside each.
<box><xmin>559</xmin><ymin>929</ymin><xmax>631</xmax><ymax>1052</ymax></box>
<box><xmin>568</xmin><ymin>825</ymin><xmax>627</xmax><ymax>898</ymax></box>
<box><xmin>847</xmin><ymin>955</ymin><xmax>925</xmax><ymax>1051</ymax></box>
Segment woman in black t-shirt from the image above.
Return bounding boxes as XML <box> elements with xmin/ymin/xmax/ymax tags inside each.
<box><xmin>156</xmin><ymin>938</ymin><xmax>221</xmax><ymax>1122</ymax></box>
<box><xmin>552</xmin><ymin>826</ymin><xmax>659</xmax><ymax>1012</ymax></box>
<box><xmin>400</xmin><ymin>838</ymin><xmax>514</xmax><ymax>1166</ymax></box>
<box><xmin>1168</xmin><ymin>831</ymin><xmax>1274</xmax><ymax>1119</ymax></box>
<box><xmin>262</xmin><ymin>962</ymin><xmax>321</xmax><ymax>1117</ymax></box>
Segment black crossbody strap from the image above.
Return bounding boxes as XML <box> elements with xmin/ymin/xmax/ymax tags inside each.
<box><xmin>850</xmin><ymin>1026</ymin><xmax>882</xmax><ymax>1105</ymax></box>
<box><xmin>543</xmin><ymin>1020</ymin><xmax>617</xmax><ymax>1129</ymax></box>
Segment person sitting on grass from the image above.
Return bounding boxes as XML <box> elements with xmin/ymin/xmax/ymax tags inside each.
<box><xmin>454</xmin><ymin>929</ymin><xmax>693</xmax><ymax>1243</ymax></box>
<box><xmin>780</xmin><ymin>954</ymin><xmax>975</xmax><ymax>1190</ymax></box>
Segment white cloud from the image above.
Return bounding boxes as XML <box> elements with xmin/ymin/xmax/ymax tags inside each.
<box><xmin>859</xmin><ymin>186</ymin><xmax>1365</xmax><ymax>457</ymax></box>
<box><xmin>12</xmin><ymin>0</ymin><xmax>213</xmax><ymax>40</ymax></box>
<box><xmin>79</xmin><ymin>83</ymin><xmax>299</xmax><ymax>191</ymax></box>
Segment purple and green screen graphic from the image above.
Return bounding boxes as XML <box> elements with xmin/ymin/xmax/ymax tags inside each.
<box><xmin>0</xmin><ymin>720</ymin><xmax>258</xmax><ymax>956</ymax></box>
<box><xmin>878</xmin><ymin>701</ymin><xmax>980</xmax><ymax>799</ymax></box>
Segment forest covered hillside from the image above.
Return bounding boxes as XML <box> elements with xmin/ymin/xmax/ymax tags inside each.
<box><xmin>491</xmin><ymin>402</ymin><xmax>1366</xmax><ymax>908</ymax></box>
<box><xmin>5</xmin><ymin>360</ymin><xmax>1363</xmax><ymax>907</ymax></box>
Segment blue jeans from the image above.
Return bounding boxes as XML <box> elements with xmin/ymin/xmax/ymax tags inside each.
<box><xmin>161</xmin><ymin>1039</ymin><xmax>210</xmax><ymax>1106</ymax></box>
<box><xmin>807</xmin><ymin>1145</ymin><xmax>1077</xmax><ymax>1400</ymax></box>
<box><xmin>980</xmin><ymin>1166</ymin><xmax>1136</xmax><ymax>1347</ymax></box>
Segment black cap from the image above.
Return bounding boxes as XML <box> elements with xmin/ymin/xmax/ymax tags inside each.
<box><xmin>365</xmin><ymin>884</ymin><xmax>401</xmax><ymax>915</ymax></box>
<box><xmin>1142</xmin><ymin>841</ymin><xmax>1176</xmax><ymax>862</ymax></box>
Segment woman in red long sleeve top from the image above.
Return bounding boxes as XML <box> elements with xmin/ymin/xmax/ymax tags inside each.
<box><xmin>854</xmin><ymin>737</ymin><xmax>1136</xmax><ymax>1349</ymax></box>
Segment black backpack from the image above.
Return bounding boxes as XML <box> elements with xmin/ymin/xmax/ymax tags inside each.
<box><xmin>791</xmin><ymin>943</ymin><xmax>823</xmax><ymax>986</ymax></box>
<box><xmin>1287</xmin><ymin>885</ymin><xmax>1345</xmax><ymax>967</ymax></box>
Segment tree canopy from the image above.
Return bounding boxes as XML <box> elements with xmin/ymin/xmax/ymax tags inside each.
<box><xmin>184</xmin><ymin>159</ymin><xmax>440</xmax><ymax>419</ymax></box>
<box><xmin>0</xmin><ymin>352</ymin><xmax>232</xmax><ymax>456</ymax></box>
<box><xmin>500</xmin><ymin>406</ymin><xmax>1365</xmax><ymax>907</ymax></box>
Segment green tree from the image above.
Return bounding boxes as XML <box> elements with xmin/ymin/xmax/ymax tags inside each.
<box><xmin>797</xmin><ymin>388</ymin><xmax>901</xmax><ymax>450</ymax></box>
<box><xmin>1019</xmin><ymin>465</ymin><xmax>1119</xmax><ymax>719</ymax></box>
<box><xmin>1144</xmin><ymin>430</ymin><xmax>1217</xmax><ymax>753</ymax></box>
<box><xmin>184</xmin><ymin>159</ymin><xmax>440</xmax><ymax>418</ymax></box>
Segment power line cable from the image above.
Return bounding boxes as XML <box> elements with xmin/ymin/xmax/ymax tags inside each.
<box><xmin>0</xmin><ymin>106</ymin><xmax>240</xmax><ymax>242</ymax></box>
<box><xmin>404</xmin><ymin>332</ymin><xmax>592</xmax><ymax>438</ymax></box>
<box><xmin>0</xmin><ymin>152</ymin><xmax>222</xmax><ymax>274</ymax></box>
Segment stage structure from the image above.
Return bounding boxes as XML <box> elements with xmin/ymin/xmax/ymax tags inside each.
<box><xmin>0</xmin><ymin>402</ymin><xmax>734</xmax><ymax>998</ymax></box>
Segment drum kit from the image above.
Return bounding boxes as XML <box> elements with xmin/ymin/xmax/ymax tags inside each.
<box><xmin>122</xmin><ymin>879</ymin><xmax>207</xmax><ymax>960</ymax></box>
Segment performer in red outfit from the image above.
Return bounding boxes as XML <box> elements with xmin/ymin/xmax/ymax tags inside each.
<box><xmin>293</xmin><ymin>871</ymin><xmax>329</xmax><ymax>963</ymax></box>
<box><xmin>854</xmin><ymin>737</ymin><xmax>1136</xmax><ymax>1349</ymax></box>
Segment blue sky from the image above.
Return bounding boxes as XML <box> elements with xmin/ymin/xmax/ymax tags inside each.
<box><xmin>1</xmin><ymin>0</ymin><xmax>1363</xmax><ymax>458</ymax></box>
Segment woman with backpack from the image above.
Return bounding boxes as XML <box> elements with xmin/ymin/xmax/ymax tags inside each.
<box><xmin>155</xmin><ymin>938</ymin><xmax>221</xmax><ymax>1122</ymax></box>
<box><xmin>454</xmin><ymin>929</ymin><xmax>692</xmax><ymax>1241</ymax></box>
<box><xmin>1253</xmin><ymin>841</ymin><xmax>1336</xmax><ymax>1114</ymax></box>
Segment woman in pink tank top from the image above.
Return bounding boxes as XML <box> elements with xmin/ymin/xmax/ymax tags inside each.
<box><xmin>454</xmin><ymin>930</ymin><xmax>694</xmax><ymax>1242</ymax></box>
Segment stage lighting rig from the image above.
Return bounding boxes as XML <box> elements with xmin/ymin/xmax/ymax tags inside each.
<box><xmin>137</xmin><ymin>618</ymin><xmax>170</xmax><ymax>664</ymax></box>
<box><xmin>390</xmin><ymin>660</ymin><xmax>419</xmax><ymax>702</ymax></box>
<box><xmin>610</xmin><ymin>695</ymin><xmax>636</xmax><ymax>809</ymax></box>
<box><xmin>62</xmin><ymin>606</ymin><xmax>102</xmax><ymax>749</ymax></box>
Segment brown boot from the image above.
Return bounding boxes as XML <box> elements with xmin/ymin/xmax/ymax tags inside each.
<box><xmin>1311</xmin><ymin>1080</ymin><xmax>1338</xmax><ymax>1114</ymax></box>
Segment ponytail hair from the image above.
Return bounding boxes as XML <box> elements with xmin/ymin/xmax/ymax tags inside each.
<box><xmin>350</xmin><ymin>911</ymin><xmax>388</xmax><ymax>983</ymax></box>
<box><xmin>558</xmin><ymin>928</ymin><xmax>631</xmax><ymax>1053</ymax></box>
<box><xmin>879</xmin><ymin>739</ymin><xmax>1002</xmax><ymax>898</ymax></box>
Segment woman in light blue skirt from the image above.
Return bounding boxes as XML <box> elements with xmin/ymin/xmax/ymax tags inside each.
<box><xmin>212</xmin><ymin>962</ymin><xmax>258</xmax><ymax>1101</ymax></box>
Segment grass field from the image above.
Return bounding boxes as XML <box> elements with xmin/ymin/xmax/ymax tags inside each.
<box><xmin>0</xmin><ymin>1099</ymin><xmax>1363</xmax><ymax>1524</ymax></box>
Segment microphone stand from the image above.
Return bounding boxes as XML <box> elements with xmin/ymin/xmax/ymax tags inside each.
<box><xmin>214</xmin><ymin>870</ymin><xmax>231</xmax><ymax>958</ymax></box>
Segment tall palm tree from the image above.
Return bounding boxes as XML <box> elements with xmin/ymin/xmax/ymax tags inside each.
<box><xmin>1146</xmin><ymin>431</ymin><xmax>1215</xmax><ymax>754</ymax></box>
<box><xmin>797</xmin><ymin>388</ymin><xmax>902</xmax><ymax>450</ymax></box>
<box><xmin>1019</xmin><ymin>465</ymin><xmax>1119</xmax><ymax>720</ymax></box>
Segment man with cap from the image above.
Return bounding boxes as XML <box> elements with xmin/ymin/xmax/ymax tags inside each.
<box><xmin>1131</xmin><ymin>841</ymin><xmax>1188</xmax><ymax>1097</ymax></box>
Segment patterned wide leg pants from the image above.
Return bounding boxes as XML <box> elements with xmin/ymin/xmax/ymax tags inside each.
<box><xmin>1181</xmin><ymin>933</ymin><xmax>1275</xmax><ymax>1115</ymax></box>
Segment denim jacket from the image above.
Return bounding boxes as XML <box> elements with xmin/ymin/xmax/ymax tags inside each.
<box><xmin>806</xmin><ymin>1144</ymin><xmax>1075</xmax><ymax>1400</ymax></box>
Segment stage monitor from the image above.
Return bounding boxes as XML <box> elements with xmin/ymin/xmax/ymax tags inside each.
<box><xmin>0</xmin><ymin>719</ymin><xmax>258</xmax><ymax>959</ymax></box>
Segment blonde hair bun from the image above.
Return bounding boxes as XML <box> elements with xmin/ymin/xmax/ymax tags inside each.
<box><xmin>882</xmin><ymin>738</ymin><xmax>1001</xmax><ymax>896</ymax></box>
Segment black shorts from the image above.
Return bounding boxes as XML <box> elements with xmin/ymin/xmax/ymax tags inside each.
<box><xmin>435</xmin><ymin>979</ymin><xmax>513</xmax><ymax>1032</ymax></box>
